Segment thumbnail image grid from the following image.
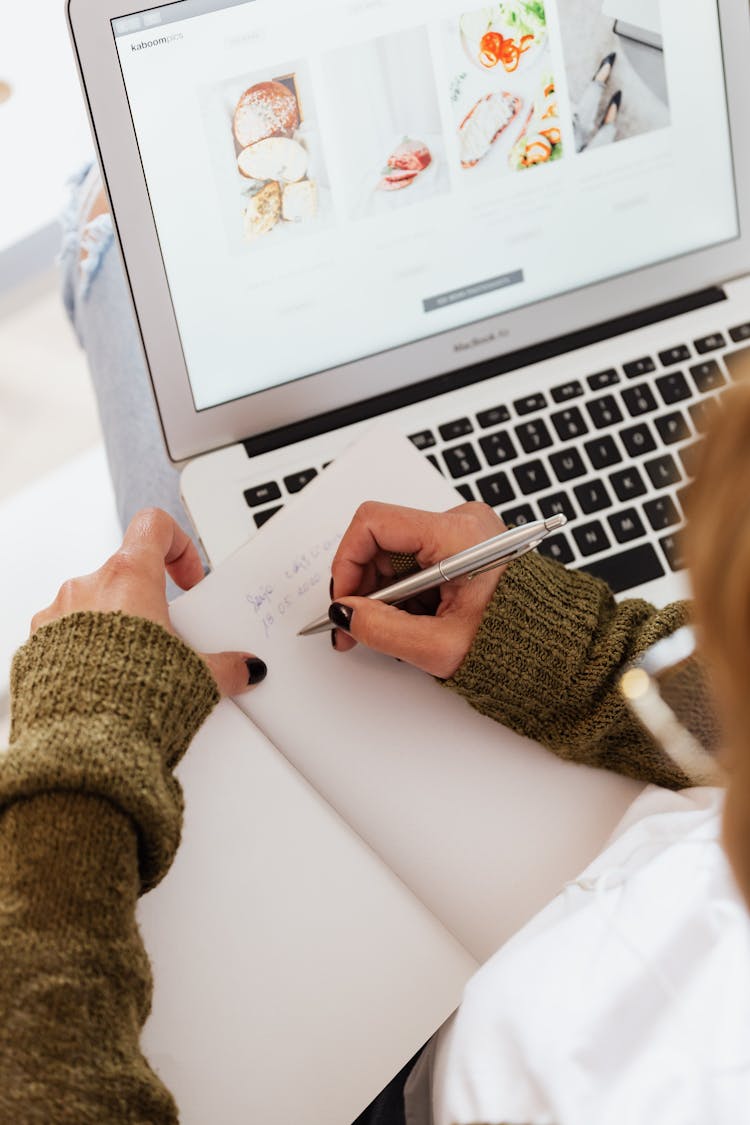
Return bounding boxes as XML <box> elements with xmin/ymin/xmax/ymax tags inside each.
<box><xmin>202</xmin><ymin>59</ymin><xmax>333</xmax><ymax>250</ymax></box>
<box><xmin>443</xmin><ymin>0</ymin><xmax>564</xmax><ymax>180</ymax></box>
<box><xmin>320</xmin><ymin>27</ymin><xmax>450</xmax><ymax>220</ymax></box>
<box><xmin>558</xmin><ymin>0</ymin><xmax>670</xmax><ymax>154</ymax></box>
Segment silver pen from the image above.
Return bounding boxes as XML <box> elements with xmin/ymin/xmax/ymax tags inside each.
<box><xmin>298</xmin><ymin>514</ymin><xmax>567</xmax><ymax>637</ymax></box>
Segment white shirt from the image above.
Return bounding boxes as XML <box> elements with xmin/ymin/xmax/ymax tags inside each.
<box><xmin>408</xmin><ymin>786</ymin><xmax>750</xmax><ymax>1125</ymax></box>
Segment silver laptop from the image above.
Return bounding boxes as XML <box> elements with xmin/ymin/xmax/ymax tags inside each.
<box><xmin>68</xmin><ymin>0</ymin><xmax>750</xmax><ymax>605</ymax></box>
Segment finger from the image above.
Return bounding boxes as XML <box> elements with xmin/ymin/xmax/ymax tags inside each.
<box><xmin>122</xmin><ymin>508</ymin><xmax>205</xmax><ymax>590</ymax></box>
<box><xmin>331</xmin><ymin>597</ymin><xmax>471</xmax><ymax>678</ymax></box>
<box><xmin>331</xmin><ymin>502</ymin><xmax>449</xmax><ymax>596</ymax></box>
<box><xmin>201</xmin><ymin>651</ymin><xmax>268</xmax><ymax>697</ymax></box>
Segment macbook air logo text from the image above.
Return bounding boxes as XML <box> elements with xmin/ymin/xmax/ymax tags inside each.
<box><xmin>453</xmin><ymin>331</ymin><xmax>508</xmax><ymax>354</ymax></box>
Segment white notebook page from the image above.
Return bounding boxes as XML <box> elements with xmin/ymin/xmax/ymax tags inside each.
<box><xmin>170</xmin><ymin>426</ymin><xmax>642</xmax><ymax>960</ymax></box>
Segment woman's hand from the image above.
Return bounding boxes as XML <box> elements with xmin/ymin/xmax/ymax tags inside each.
<box><xmin>30</xmin><ymin>508</ymin><xmax>267</xmax><ymax>695</ymax></box>
<box><xmin>329</xmin><ymin>501</ymin><xmax>507</xmax><ymax>678</ymax></box>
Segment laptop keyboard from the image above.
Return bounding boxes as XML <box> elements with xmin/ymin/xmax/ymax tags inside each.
<box><xmin>242</xmin><ymin>327</ymin><xmax>750</xmax><ymax>595</ymax></box>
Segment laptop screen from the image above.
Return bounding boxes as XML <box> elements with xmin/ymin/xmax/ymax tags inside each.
<box><xmin>113</xmin><ymin>0</ymin><xmax>737</xmax><ymax>413</ymax></box>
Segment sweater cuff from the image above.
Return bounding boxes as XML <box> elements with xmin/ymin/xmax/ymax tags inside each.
<box><xmin>3</xmin><ymin>613</ymin><xmax>219</xmax><ymax>891</ymax></box>
<box><xmin>444</xmin><ymin>551</ymin><xmax>613</xmax><ymax>733</ymax></box>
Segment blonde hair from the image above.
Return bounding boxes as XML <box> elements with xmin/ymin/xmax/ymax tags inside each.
<box><xmin>685</xmin><ymin>369</ymin><xmax>750</xmax><ymax>738</ymax></box>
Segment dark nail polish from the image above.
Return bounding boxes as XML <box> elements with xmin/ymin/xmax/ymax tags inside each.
<box><xmin>331</xmin><ymin>629</ymin><xmax>338</xmax><ymax>649</ymax></box>
<box><xmin>329</xmin><ymin>602</ymin><xmax>353</xmax><ymax>633</ymax></box>
<box><xmin>329</xmin><ymin>577</ymin><xmax>335</xmax><ymax>599</ymax></box>
<box><xmin>245</xmin><ymin>658</ymin><xmax>268</xmax><ymax>685</ymax></box>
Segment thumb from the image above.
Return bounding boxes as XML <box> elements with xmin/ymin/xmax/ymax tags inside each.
<box><xmin>201</xmin><ymin>651</ymin><xmax>268</xmax><ymax>697</ymax></box>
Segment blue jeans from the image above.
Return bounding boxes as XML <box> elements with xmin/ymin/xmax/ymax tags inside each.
<box><xmin>60</xmin><ymin>163</ymin><xmax>193</xmax><ymax>542</ymax></box>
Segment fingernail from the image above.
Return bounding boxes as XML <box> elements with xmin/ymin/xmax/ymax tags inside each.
<box><xmin>329</xmin><ymin>603</ymin><xmax>353</xmax><ymax>633</ymax></box>
<box><xmin>245</xmin><ymin>658</ymin><xmax>268</xmax><ymax>685</ymax></box>
<box><xmin>331</xmin><ymin>629</ymin><xmax>338</xmax><ymax>649</ymax></box>
<box><xmin>329</xmin><ymin>577</ymin><xmax>334</xmax><ymax>599</ymax></box>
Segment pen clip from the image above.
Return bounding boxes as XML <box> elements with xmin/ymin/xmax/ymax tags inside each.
<box><xmin>466</xmin><ymin>538</ymin><xmax>543</xmax><ymax>579</ymax></box>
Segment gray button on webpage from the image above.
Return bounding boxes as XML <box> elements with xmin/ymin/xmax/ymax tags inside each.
<box><xmin>423</xmin><ymin>270</ymin><xmax>524</xmax><ymax>313</ymax></box>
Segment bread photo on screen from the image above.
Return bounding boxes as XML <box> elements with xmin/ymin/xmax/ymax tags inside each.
<box><xmin>233</xmin><ymin>81</ymin><xmax>300</xmax><ymax>148</ymax></box>
<box><xmin>379</xmin><ymin>138</ymin><xmax>432</xmax><ymax>191</ymax></box>
<box><xmin>243</xmin><ymin>180</ymin><xmax>282</xmax><ymax>240</ymax></box>
<box><xmin>459</xmin><ymin>91</ymin><xmax>522</xmax><ymax>168</ymax></box>
<box><xmin>282</xmin><ymin>179</ymin><xmax>318</xmax><ymax>222</ymax></box>
<box><xmin>238</xmin><ymin>137</ymin><xmax>309</xmax><ymax>183</ymax></box>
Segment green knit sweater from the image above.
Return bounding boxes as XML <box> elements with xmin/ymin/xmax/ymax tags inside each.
<box><xmin>0</xmin><ymin>557</ymin><xmax>712</xmax><ymax>1121</ymax></box>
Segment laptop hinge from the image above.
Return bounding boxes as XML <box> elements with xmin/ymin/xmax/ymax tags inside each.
<box><xmin>243</xmin><ymin>285</ymin><xmax>726</xmax><ymax>459</ymax></box>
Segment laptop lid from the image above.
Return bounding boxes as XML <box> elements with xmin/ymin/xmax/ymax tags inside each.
<box><xmin>68</xmin><ymin>0</ymin><xmax>749</xmax><ymax>463</ymax></box>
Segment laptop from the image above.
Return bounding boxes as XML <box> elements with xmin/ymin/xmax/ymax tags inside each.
<box><xmin>68</xmin><ymin>0</ymin><xmax>750</xmax><ymax>605</ymax></box>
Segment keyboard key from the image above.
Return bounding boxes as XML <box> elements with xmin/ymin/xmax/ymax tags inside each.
<box><xmin>587</xmin><ymin>368</ymin><xmax>620</xmax><ymax>391</ymax></box>
<box><xmin>479</xmin><ymin>430</ymin><xmax>518</xmax><ymax>466</ymax></box>
<box><xmin>579</xmin><ymin>543</ymin><xmax>665</xmax><ymax>593</ymax></box>
<box><xmin>586</xmin><ymin>395</ymin><xmax>623</xmax><ymax>430</ymax></box>
<box><xmin>584</xmin><ymin>435</ymin><xmax>622</xmax><ymax>471</ymax></box>
<box><xmin>620</xmin><ymin>423</ymin><xmax>657</xmax><ymax>458</ymax></box>
<box><xmin>456</xmin><ymin>483</ymin><xmax>475</xmax><ymax>502</ymax></box>
<box><xmin>550</xmin><ymin>448</ymin><xmax>587</xmax><ymax>482</ymax></box>
<box><xmin>409</xmin><ymin>430</ymin><xmax>436</xmax><ymax>451</ymax></box>
<box><xmin>284</xmin><ymin>468</ymin><xmax>318</xmax><ymax>494</ymax></box>
<box><xmin>254</xmin><ymin>505</ymin><xmax>283</xmax><ymax>528</ymax></box>
<box><xmin>660</xmin><ymin>533</ymin><xmax>686</xmax><ymax>572</ymax></box>
<box><xmin>551</xmin><ymin>380</ymin><xmax>584</xmax><ymax>403</ymax></box>
<box><xmin>689</xmin><ymin>397</ymin><xmax>720</xmax><ymax>433</ymax></box>
<box><xmin>538</xmin><ymin>533</ymin><xmax>574</xmax><ymax>565</ymax></box>
<box><xmin>514</xmin><ymin>392</ymin><xmax>547</xmax><ymax>416</ymax></box>
<box><xmin>655</xmin><ymin>370</ymin><xmax>691</xmax><ymax>406</ymax></box>
<box><xmin>550</xmin><ymin>407</ymin><xmax>588</xmax><ymax>442</ymax></box>
<box><xmin>622</xmin><ymin>384</ymin><xmax>658</xmax><ymax>417</ymax></box>
<box><xmin>244</xmin><ymin>481</ymin><xmax>282</xmax><ymax>508</ymax></box>
<box><xmin>644</xmin><ymin>453</ymin><xmax>681</xmax><ymax>489</ymax></box>
<box><xmin>502</xmin><ymin>503</ymin><xmax>536</xmax><ymax>527</ymax></box>
<box><xmin>514</xmin><ymin>460</ymin><xmax>552</xmax><ymax>495</ymax></box>
<box><xmin>574</xmin><ymin>479</ymin><xmax>613</xmax><ymax>515</ymax></box>
<box><xmin>427</xmin><ymin>454</ymin><xmax>443</xmax><ymax>473</ymax></box>
<box><xmin>644</xmin><ymin>495</ymin><xmax>681</xmax><ymax>532</ymax></box>
<box><xmin>515</xmin><ymin>419</ymin><xmax>553</xmax><ymax>454</ymax></box>
<box><xmin>538</xmin><ymin>492</ymin><xmax>575</xmax><ymax>522</ymax></box>
<box><xmin>443</xmin><ymin>444</ymin><xmax>481</xmax><ymax>479</ymax></box>
<box><xmin>659</xmin><ymin>345</ymin><xmax>691</xmax><ymax>367</ymax></box>
<box><xmin>623</xmin><ymin>356</ymin><xmax>656</xmax><ymax>379</ymax></box>
<box><xmin>609</xmin><ymin>508</ymin><xmax>645</xmax><ymax>544</ymax></box>
<box><xmin>654</xmin><ymin>411</ymin><xmax>690</xmax><ymax>445</ymax></box>
<box><xmin>477</xmin><ymin>405</ymin><xmax>511</xmax><ymax>428</ymax></box>
<box><xmin>477</xmin><ymin>472</ymin><xmax>514</xmax><ymax>506</ymax></box>
<box><xmin>694</xmin><ymin>332</ymin><xmax>726</xmax><ymax>355</ymax></box>
<box><xmin>679</xmin><ymin>440</ymin><xmax>704</xmax><ymax>478</ymax></box>
<box><xmin>610</xmin><ymin>465</ymin><xmax>647</xmax><ymax>502</ymax></box>
<box><xmin>573</xmin><ymin>520</ymin><xmax>611</xmax><ymax>557</ymax></box>
<box><xmin>689</xmin><ymin>360</ymin><xmax>726</xmax><ymax>394</ymax></box>
<box><xmin>729</xmin><ymin>321</ymin><xmax>750</xmax><ymax>343</ymax></box>
<box><xmin>439</xmin><ymin>417</ymin><xmax>473</xmax><ymax>441</ymax></box>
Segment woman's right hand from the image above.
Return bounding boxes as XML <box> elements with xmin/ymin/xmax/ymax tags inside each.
<box><xmin>329</xmin><ymin>501</ymin><xmax>507</xmax><ymax>678</ymax></box>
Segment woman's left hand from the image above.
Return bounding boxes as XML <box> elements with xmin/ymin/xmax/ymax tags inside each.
<box><xmin>30</xmin><ymin>508</ymin><xmax>267</xmax><ymax>695</ymax></box>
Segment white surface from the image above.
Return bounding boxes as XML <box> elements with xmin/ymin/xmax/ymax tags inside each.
<box><xmin>139</xmin><ymin>701</ymin><xmax>477</xmax><ymax>1125</ymax></box>
<box><xmin>172</xmin><ymin>426</ymin><xmax>643</xmax><ymax>963</ymax></box>
<box><xmin>602</xmin><ymin>0</ymin><xmax>662</xmax><ymax>36</ymax></box>
<box><xmin>0</xmin><ymin>1</ymin><xmax>92</xmax><ymax>253</ymax></box>
<box><xmin>0</xmin><ymin>446</ymin><xmax>120</xmax><ymax>718</ymax></box>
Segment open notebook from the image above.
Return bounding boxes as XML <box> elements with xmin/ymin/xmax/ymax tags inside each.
<box><xmin>139</xmin><ymin>427</ymin><xmax>642</xmax><ymax>1124</ymax></box>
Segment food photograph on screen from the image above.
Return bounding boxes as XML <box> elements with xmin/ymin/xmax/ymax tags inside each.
<box><xmin>444</xmin><ymin>0</ymin><xmax>564</xmax><ymax>178</ymax></box>
<box><xmin>320</xmin><ymin>26</ymin><xmax>450</xmax><ymax>220</ymax></box>
<box><xmin>203</xmin><ymin>59</ymin><xmax>333</xmax><ymax>248</ymax></box>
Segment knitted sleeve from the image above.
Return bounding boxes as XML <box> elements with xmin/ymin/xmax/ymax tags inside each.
<box><xmin>444</xmin><ymin>552</ymin><xmax>717</xmax><ymax>790</ymax></box>
<box><xmin>0</xmin><ymin>612</ymin><xmax>219</xmax><ymax>1123</ymax></box>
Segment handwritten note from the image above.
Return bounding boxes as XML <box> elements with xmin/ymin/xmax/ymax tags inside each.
<box><xmin>246</xmin><ymin>534</ymin><xmax>342</xmax><ymax>638</ymax></box>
